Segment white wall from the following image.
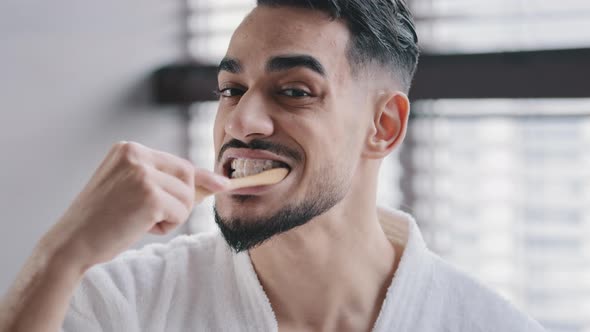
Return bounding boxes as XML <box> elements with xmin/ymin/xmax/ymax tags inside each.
<box><xmin>0</xmin><ymin>1</ymin><xmax>187</xmax><ymax>294</ymax></box>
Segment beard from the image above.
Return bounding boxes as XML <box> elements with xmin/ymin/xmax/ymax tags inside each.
<box><xmin>214</xmin><ymin>168</ymin><xmax>348</xmax><ymax>253</ymax></box>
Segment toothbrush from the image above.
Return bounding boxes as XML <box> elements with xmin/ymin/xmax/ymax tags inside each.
<box><xmin>195</xmin><ymin>168</ymin><xmax>289</xmax><ymax>203</ymax></box>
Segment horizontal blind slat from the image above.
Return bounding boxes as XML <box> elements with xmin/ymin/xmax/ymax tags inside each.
<box><xmin>412</xmin><ymin>0</ymin><xmax>590</xmax><ymax>53</ymax></box>
<box><xmin>188</xmin><ymin>0</ymin><xmax>255</xmax><ymax>61</ymax></box>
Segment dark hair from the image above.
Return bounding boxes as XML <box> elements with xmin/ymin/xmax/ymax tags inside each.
<box><xmin>256</xmin><ymin>0</ymin><xmax>419</xmax><ymax>91</ymax></box>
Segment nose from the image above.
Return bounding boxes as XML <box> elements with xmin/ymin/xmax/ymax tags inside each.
<box><xmin>224</xmin><ymin>90</ymin><xmax>274</xmax><ymax>141</ymax></box>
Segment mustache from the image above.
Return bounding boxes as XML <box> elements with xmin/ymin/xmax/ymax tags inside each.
<box><xmin>218</xmin><ymin>139</ymin><xmax>303</xmax><ymax>163</ymax></box>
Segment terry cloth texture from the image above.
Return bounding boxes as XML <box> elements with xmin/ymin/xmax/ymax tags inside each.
<box><xmin>62</xmin><ymin>208</ymin><xmax>546</xmax><ymax>332</ymax></box>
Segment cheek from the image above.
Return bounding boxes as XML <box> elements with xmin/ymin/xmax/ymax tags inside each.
<box><xmin>335</xmin><ymin>113</ymin><xmax>366</xmax><ymax>149</ymax></box>
<box><xmin>325</xmin><ymin>119</ymin><xmax>365</xmax><ymax>174</ymax></box>
<box><xmin>304</xmin><ymin>129</ymin><xmax>349</xmax><ymax>173</ymax></box>
<box><xmin>213</xmin><ymin>111</ymin><xmax>226</xmax><ymax>152</ymax></box>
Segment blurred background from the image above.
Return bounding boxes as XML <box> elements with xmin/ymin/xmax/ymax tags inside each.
<box><xmin>1</xmin><ymin>1</ymin><xmax>589</xmax><ymax>331</ymax></box>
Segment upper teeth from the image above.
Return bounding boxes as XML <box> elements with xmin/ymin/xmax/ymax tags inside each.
<box><xmin>230</xmin><ymin>158</ymin><xmax>284</xmax><ymax>179</ymax></box>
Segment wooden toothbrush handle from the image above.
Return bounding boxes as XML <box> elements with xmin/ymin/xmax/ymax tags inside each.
<box><xmin>194</xmin><ymin>186</ymin><xmax>213</xmax><ymax>204</ymax></box>
<box><xmin>193</xmin><ymin>168</ymin><xmax>288</xmax><ymax>204</ymax></box>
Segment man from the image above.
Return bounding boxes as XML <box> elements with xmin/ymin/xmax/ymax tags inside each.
<box><xmin>0</xmin><ymin>1</ymin><xmax>545</xmax><ymax>331</ymax></box>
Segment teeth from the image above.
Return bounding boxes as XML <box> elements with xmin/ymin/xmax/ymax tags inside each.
<box><xmin>230</xmin><ymin>158</ymin><xmax>285</xmax><ymax>179</ymax></box>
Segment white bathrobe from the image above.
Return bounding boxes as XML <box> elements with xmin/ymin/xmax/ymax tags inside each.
<box><xmin>62</xmin><ymin>208</ymin><xmax>545</xmax><ymax>331</ymax></box>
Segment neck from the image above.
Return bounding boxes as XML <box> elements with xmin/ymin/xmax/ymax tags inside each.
<box><xmin>249</xmin><ymin>171</ymin><xmax>402</xmax><ymax>331</ymax></box>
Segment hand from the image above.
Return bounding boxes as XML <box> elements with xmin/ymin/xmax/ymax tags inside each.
<box><xmin>43</xmin><ymin>141</ymin><xmax>230</xmax><ymax>271</ymax></box>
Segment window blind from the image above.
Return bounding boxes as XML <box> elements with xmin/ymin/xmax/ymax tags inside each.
<box><xmin>187</xmin><ymin>0</ymin><xmax>256</xmax><ymax>62</ymax></box>
<box><xmin>411</xmin><ymin>0</ymin><xmax>590</xmax><ymax>53</ymax></box>
<box><xmin>404</xmin><ymin>100</ymin><xmax>590</xmax><ymax>331</ymax></box>
<box><xmin>410</xmin><ymin>1</ymin><xmax>590</xmax><ymax>331</ymax></box>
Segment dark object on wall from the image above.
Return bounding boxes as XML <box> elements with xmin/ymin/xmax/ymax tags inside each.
<box><xmin>411</xmin><ymin>48</ymin><xmax>590</xmax><ymax>100</ymax></box>
<box><xmin>152</xmin><ymin>63</ymin><xmax>218</xmax><ymax>104</ymax></box>
<box><xmin>152</xmin><ymin>48</ymin><xmax>590</xmax><ymax>105</ymax></box>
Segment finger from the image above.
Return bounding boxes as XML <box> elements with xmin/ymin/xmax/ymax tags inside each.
<box><xmin>148</xmin><ymin>149</ymin><xmax>196</xmax><ymax>186</ymax></box>
<box><xmin>148</xmin><ymin>188</ymin><xmax>190</xmax><ymax>235</ymax></box>
<box><xmin>87</xmin><ymin>141</ymin><xmax>132</xmax><ymax>184</ymax></box>
<box><xmin>194</xmin><ymin>168</ymin><xmax>231</xmax><ymax>193</ymax></box>
<box><xmin>151</xmin><ymin>166</ymin><xmax>195</xmax><ymax>211</ymax></box>
<box><xmin>194</xmin><ymin>186</ymin><xmax>213</xmax><ymax>205</ymax></box>
<box><xmin>149</xmin><ymin>221</ymin><xmax>177</xmax><ymax>235</ymax></box>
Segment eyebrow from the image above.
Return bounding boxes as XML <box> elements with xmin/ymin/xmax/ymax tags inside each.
<box><xmin>218</xmin><ymin>57</ymin><xmax>242</xmax><ymax>74</ymax></box>
<box><xmin>266</xmin><ymin>54</ymin><xmax>326</xmax><ymax>77</ymax></box>
<box><xmin>217</xmin><ymin>54</ymin><xmax>327</xmax><ymax>77</ymax></box>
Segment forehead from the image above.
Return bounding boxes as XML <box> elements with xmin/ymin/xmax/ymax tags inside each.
<box><xmin>226</xmin><ymin>6</ymin><xmax>351</xmax><ymax>78</ymax></box>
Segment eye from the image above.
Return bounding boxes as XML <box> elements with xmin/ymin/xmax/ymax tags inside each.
<box><xmin>281</xmin><ymin>88</ymin><xmax>311</xmax><ymax>98</ymax></box>
<box><xmin>217</xmin><ymin>87</ymin><xmax>245</xmax><ymax>98</ymax></box>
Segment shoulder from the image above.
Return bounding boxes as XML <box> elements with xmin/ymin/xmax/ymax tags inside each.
<box><xmin>376</xmin><ymin>208</ymin><xmax>546</xmax><ymax>332</ymax></box>
<box><xmin>64</xmin><ymin>231</ymin><xmax>233</xmax><ymax>330</ymax></box>
<box><xmin>82</xmin><ymin>230</ymin><xmax>231</xmax><ymax>294</ymax></box>
<box><xmin>425</xmin><ymin>252</ymin><xmax>545</xmax><ymax>332</ymax></box>
<box><xmin>115</xmin><ymin>230</ymin><xmax>226</xmax><ymax>262</ymax></box>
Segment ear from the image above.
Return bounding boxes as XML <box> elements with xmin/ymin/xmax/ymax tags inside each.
<box><xmin>363</xmin><ymin>91</ymin><xmax>410</xmax><ymax>159</ymax></box>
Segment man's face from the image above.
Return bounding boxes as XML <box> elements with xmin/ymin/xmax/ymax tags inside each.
<box><xmin>213</xmin><ymin>6</ymin><xmax>370</xmax><ymax>251</ymax></box>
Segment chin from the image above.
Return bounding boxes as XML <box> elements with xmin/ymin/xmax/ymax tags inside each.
<box><xmin>216</xmin><ymin>195</ymin><xmax>276</xmax><ymax>218</ymax></box>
